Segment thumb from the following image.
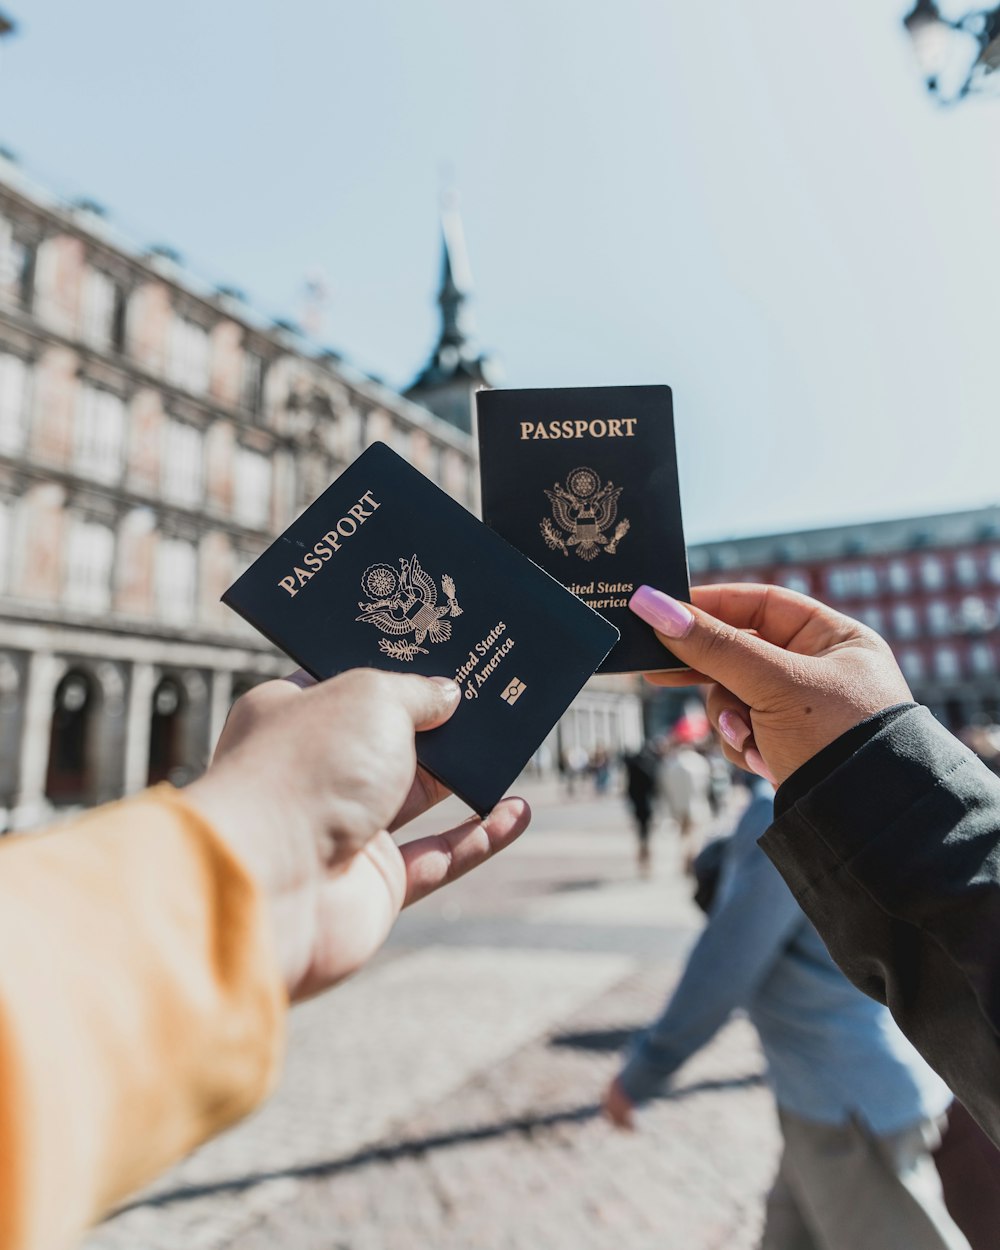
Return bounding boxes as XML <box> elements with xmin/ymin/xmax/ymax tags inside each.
<box><xmin>373</xmin><ymin>672</ymin><xmax>462</xmax><ymax>731</ymax></box>
<box><xmin>629</xmin><ymin>585</ymin><xmax>798</xmax><ymax>708</ymax></box>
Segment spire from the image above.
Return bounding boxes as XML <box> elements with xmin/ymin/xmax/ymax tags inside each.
<box><xmin>406</xmin><ymin>191</ymin><xmax>500</xmax><ymax>434</ymax></box>
<box><xmin>437</xmin><ymin>193</ymin><xmax>476</xmax><ymax>349</ymax></box>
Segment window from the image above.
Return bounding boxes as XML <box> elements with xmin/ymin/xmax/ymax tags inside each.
<box><xmin>75</xmin><ymin>385</ymin><xmax>124</xmax><ymax>483</ymax></box>
<box><xmin>899</xmin><ymin>650</ymin><xmax>924</xmax><ymax>682</ymax></box>
<box><xmin>893</xmin><ymin>604</ymin><xmax>918</xmax><ymax>639</ymax></box>
<box><xmin>927</xmin><ymin>600</ymin><xmax>951</xmax><ymax>636</ymax></box>
<box><xmin>935</xmin><ymin>646</ymin><xmax>960</xmax><ymax>680</ymax></box>
<box><xmin>887</xmin><ymin>561</ymin><xmax>911</xmax><ymax>593</ymax></box>
<box><xmin>64</xmin><ymin>518</ymin><xmax>114</xmax><ymax>613</ymax></box>
<box><xmin>240</xmin><ymin>349</ymin><xmax>266</xmax><ymax>416</ymax></box>
<box><xmin>955</xmin><ymin>553</ymin><xmax>980</xmax><ymax>588</ymax></box>
<box><xmin>827</xmin><ymin>564</ymin><xmax>877</xmax><ymax>599</ymax></box>
<box><xmin>233</xmin><ymin>447</ymin><xmax>272</xmax><ymax>529</ymax></box>
<box><xmin>971</xmin><ymin>642</ymin><xmax>996</xmax><ymax>676</ymax></box>
<box><xmin>162</xmin><ymin>420</ymin><xmax>203</xmax><ymax>507</ymax></box>
<box><xmin>827</xmin><ymin>568</ymin><xmax>849</xmax><ymax>599</ymax></box>
<box><xmin>989</xmin><ymin>551</ymin><xmax>1000</xmax><ymax>585</ymax></box>
<box><xmin>0</xmin><ymin>352</ymin><xmax>28</xmax><ymax>453</ymax></box>
<box><xmin>155</xmin><ymin>537</ymin><xmax>197</xmax><ymax>624</ymax></box>
<box><xmin>856</xmin><ymin>564</ymin><xmax>878</xmax><ymax>597</ymax></box>
<box><xmin>921</xmin><ymin>556</ymin><xmax>946</xmax><ymax>591</ymax></box>
<box><xmin>859</xmin><ymin>607</ymin><xmax>884</xmax><ymax>633</ymax></box>
<box><xmin>779</xmin><ymin>570</ymin><xmax>811</xmax><ymax>595</ymax></box>
<box><xmin>388</xmin><ymin>425</ymin><xmax>410</xmax><ymax>460</ymax></box>
<box><xmin>959</xmin><ymin>595</ymin><xmax>991</xmax><ymax>634</ymax></box>
<box><xmin>168</xmin><ymin>315</ymin><xmax>210</xmax><ymax>393</ymax></box>
<box><xmin>81</xmin><ymin>268</ymin><xmax>127</xmax><ymax>353</ymax></box>
<box><xmin>0</xmin><ymin>216</ymin><xmax>36</xmax><ymax>310</ymax></box>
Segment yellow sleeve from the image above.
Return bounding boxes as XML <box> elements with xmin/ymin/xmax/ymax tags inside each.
<box><xmin>0</xmin><ymin>784</ymin><xmax>287</xmax><ymax>1250</ymax></box>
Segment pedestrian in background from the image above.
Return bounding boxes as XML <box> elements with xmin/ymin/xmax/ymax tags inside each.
<box><xmin>564</xmin><ymin>743</ymin><xmax>590</xmax><ymax>797</ymax></box>
<box><xmin>603</xmin><ymin>778</ymin><xmax>970</xmax><ymax>1250</ymax></box>
<box><xmin>623</xmin><ymin>739</ymin><xmax>660</xmax><ymax>875</ymax></box>
<box><xmin>590</xmin><ymin>744</ymin><xmax>612</xmax><ymax>794</ymax></box>
<box><xmin>661</xmin><ymin>726</ymin><xmax>712</xmax><ymax>873</ymax></box>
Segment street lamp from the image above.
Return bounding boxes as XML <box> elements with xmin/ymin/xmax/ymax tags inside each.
<box><xmin>903</xmin><ymin>1</ymin><xmax>1000</xmax><ymax>103</ymax></box>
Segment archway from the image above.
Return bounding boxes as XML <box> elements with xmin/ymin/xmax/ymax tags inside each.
<box><xmin>147</xmin><ymin>676</ymin><xmax>186</xmax><ymax>785</ymax></box>
<box><xmin>45</xmin><ymin>669</ymin><xmax>97</xmax><ymax>805</ymax></box>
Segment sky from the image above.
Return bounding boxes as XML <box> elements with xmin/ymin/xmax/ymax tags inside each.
<box><xmin>2</xmin><ymin>0</ymin><xmax>998</xmax><ymax>543</ymax></box>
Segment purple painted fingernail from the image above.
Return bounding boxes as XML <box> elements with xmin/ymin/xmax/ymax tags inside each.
<box><xmin>629</xmin><ymin>586</ymin><xmax>695</xmax><ymax>639</ymax></box>
<box><xmin>745</xmin><ymin>748</ymin><xmax>777</xmax><ymax>785</ymax></box>
<box><xmin>718</xmin><ymin>710</ymin><xmax>751</xmax><ymax>751</ymax></box>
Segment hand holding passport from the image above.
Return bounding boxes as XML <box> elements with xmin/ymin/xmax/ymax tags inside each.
<box><xmin>224</xmin><ymin>386</ymin><xmax>690</xmax><ymax>816</ymax></box>
<box><xmin>186</xmin><ymin>665</ymin><xmax>531</xmax><ymax>998</ymax></box>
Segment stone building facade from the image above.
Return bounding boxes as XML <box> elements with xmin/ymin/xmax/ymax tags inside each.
<box><xmin>0</xmin><ymin>157</ymin><xmax>642</xmax><ymax>829</ymax></box>
<box><xmin>690</xmin><ymin>504</ymin><xmax>1000</xmax><ymax>730</ymax></box>
<box><xmin>0</xmin><ymin>155</ymin><xmax>484</xmax><ymax>829</ymax></box>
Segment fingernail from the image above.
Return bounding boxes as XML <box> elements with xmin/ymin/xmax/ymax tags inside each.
<box><xmin>629</xmin><ymin>586</ymin><xmax>695</xmax><ymax>639</ymax></box>
<box><xmin>718</xmin><ymin>710</ymin><xmax>751</xmax><ymax>751</ymax></box>
<box><xmin>745</xmin><ymin>748</ymin><xmax>777</xmax><ymax>785</ymax></box>
<box><xmin>430</xmin><ymin>676</ymin><xmax>461</xmax><ymax>698</ymax></box>
<box><xmin>283</xmin><ymin>669</ymin><xmax>316</xmax><ymax>689</ymax></box>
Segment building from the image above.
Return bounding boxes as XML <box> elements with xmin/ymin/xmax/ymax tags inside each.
<box><xmin>689</xmin><ymin>505</ymin><xmax>1000</xmax><ymax>730</ymax></box>
<box><xmin>0</xmin><ymin>154</ymin><xmax>484</xmax><ymax>830</ymax></box>
<box><xmin>0</xmin><ymin>156</ymin><xmax>642</xmax><ymax>829</ymax></box>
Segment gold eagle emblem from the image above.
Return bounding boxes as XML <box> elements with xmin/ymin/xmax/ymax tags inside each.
<box><xmin>356</xmin><ymin>555</ymin><xmax>462</xmax><ymax>662</ymax></box>
<box><xmin>540</xmin><ymin>467</ymin><xmax>630</xmax><ymax>562</ymax></box>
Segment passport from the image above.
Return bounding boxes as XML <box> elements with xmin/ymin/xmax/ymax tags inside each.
<box><xmin>222</xmin><ymin>442</ymin><xmax>619</xmax><ymax>816</ymax></box>
<box><xmin>476</xmin><ymin>384</ymin><xmax>691</xmax><ymax>673</ymax></box>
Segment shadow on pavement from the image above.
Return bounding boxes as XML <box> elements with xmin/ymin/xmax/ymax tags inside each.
<box><xmin>547</xmin><ymin>1026</ymin><xmax>638</xmax><ymax>1052</ymax></box>
<box><xmin>110</xmin><ymin>1071</ymin><xmax>765</xmax><ymax>1218</ymax></box>
<box><xmin>547</xmin><ymin>878</ymin><xmax>608</xmax><ymax>894</ymax></box>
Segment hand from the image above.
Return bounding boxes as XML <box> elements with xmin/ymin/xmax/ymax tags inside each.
<box><xmin>629</xmin><ymin>583</ymin><xmax>912</xmax><ymax>786</ymax></box>
<box><xmin>603</xmin><ymin>1076</ymin><xmax>636</xmax><ymax>1130</ymax></box>
<box><xmin>184</xmin><ymin>669</ymin><xmax>531</xmax><ymax>1001</ymax></box>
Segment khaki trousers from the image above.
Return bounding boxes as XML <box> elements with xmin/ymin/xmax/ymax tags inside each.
<box><xmin>760</xmin><ymin>1109</ymin><xmax>970</xmax><ymax>1250</ymax></box>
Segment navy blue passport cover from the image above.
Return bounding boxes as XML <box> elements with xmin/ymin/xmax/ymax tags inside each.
<box><xmin>222</xmin><ymin>442</ymin><xmax>618</xmax><ymax>816</ymax></box>
<box><xmin>476</xmin><ymin>384</ymin><xmax>691</xmax><ymax>674</ymax></box>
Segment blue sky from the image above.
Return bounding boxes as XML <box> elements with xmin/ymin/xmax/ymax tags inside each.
<box><xmin>2</xmin><ymin>1</ymin><xmax>998</xmax><ymax>542</ymax></box>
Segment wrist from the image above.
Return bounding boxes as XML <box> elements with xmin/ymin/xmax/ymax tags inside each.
<box><xmin>183</xmin><ymin>764</ymin><xmax>321</xmax><ymax>998</ymax></box>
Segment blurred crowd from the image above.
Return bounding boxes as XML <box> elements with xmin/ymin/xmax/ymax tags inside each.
<box><xmin>557</xmin><ymin>710</ymin><xmax>735</xmax><ymax>876</ymax></box>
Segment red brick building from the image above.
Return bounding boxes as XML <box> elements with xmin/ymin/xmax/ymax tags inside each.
<box><xmin>689</xmin><ymin>506</ymin><xmax>1000</xmax><ymax>730</ymax></box>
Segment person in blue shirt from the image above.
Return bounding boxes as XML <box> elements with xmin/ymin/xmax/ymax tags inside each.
<box><xmin>603</xmin><ymin>779</ymin><xmax>969</xmax><ymax>1250</ymax></box>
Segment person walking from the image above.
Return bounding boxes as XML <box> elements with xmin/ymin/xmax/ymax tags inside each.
<box><xmin>661</xmin><ymin>733</ymin><xmax>712</xmax><ymax>873</ymax></box>
<box><xmin>623</xmin><ymin>739</ymin><xmax>660</xmax><ymax>875</ymax></box>
<box><xmin>603</xmin><ymin>778</ymin><xmax>969</xmax><ymax>1250</ymax></box>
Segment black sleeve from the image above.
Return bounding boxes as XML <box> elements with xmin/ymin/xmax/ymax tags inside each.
<box><xmin>759</xmin><ymin>704</ymin><xmax>1000</xmax><ymax>1144</ymax></box>
<box><xmin>773</xmin><ymin>703</ymin><xmax>917</xmax><ymax>816</ymax></box>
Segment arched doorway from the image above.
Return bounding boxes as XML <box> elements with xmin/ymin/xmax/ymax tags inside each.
<box><xmin>45</xmin><ymin>669</ymin><xmax>97</xmax><ymax>805</ymax></box>
<box><xmin>147</xmin><ymin>676</ymin><xmax>186</xmax><ymax>785</ymax></box>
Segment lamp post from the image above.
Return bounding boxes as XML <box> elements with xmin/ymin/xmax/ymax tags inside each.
<box><xmin>903</xmin><ymin>1</ymin><xmax>1000</xmax><ymax>102</ymax></box>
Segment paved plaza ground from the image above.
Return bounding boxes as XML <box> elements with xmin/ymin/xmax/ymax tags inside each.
<box><xmin>85</xmin><ymin>778</ymin><xmax>779</xmax><ymax>1250</ymax></box>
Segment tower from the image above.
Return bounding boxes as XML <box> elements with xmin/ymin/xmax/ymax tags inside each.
<box><xmin>406</xmin><ymin>193</ymin><xmax>500</xmax><ymax>434</ymax></box>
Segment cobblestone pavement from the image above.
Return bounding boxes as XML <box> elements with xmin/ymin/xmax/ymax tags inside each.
<box><xmin>86</xmin><ymin>780</ymin><xmax>779</xmax><ymax>1250</ymax></box>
